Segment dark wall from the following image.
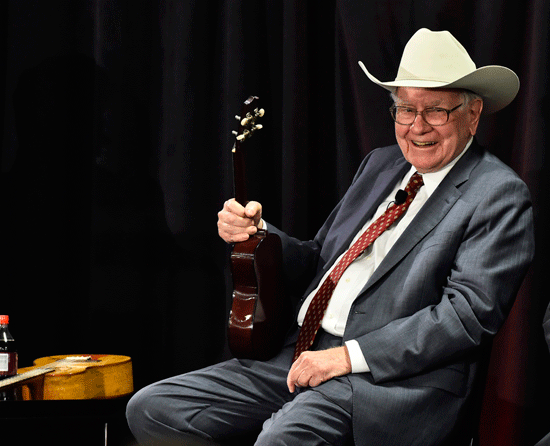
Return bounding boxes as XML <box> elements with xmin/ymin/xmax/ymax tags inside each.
<box><xmin>1</xmin><ymin>1</ymin><xmax>548</xmax><ymax>444</ymax></box>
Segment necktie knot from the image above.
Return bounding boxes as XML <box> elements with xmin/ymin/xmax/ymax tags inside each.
<box><xmin>405</xmin><ymin>172</ymin><xmax>423</xmax><ymax>195</ymax></box>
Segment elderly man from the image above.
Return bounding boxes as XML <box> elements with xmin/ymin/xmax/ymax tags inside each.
<box><xmin>127</xmin><ymin>29</ymin><xmax>535</xmax><ymax>446</ymax></box>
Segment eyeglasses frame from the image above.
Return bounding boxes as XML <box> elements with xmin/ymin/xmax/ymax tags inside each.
<box><xmin>389</xmin><ymin>103</ymin><xmax>464</xmax><ymax>126</ymax></box>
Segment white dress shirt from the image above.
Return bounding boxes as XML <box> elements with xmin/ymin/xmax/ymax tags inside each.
<box><xmin>297</xmin><ymin>139</ymin><xmax>473</xmax><ymax>372</ymax></box>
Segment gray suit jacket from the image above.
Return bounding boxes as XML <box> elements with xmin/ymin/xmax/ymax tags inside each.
<box><xmin>270</xmin><ymin>141</ymin><xmax>535</xmax><ymax>445</ymax></box>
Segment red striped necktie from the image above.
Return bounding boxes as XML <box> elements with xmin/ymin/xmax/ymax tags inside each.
<box><xmin>292</xmin><ymin>172</ymin><xmax>424</xmax><ymax>362</ymax></box>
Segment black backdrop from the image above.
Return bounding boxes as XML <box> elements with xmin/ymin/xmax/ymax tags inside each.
<box><xmin>1</xmin><ymin>1</ymin><xmax>549</xmax><ymax>445</ymax></box>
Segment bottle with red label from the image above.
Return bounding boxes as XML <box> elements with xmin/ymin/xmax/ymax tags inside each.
<box><xmin>0</xmin><ymin>315</ymin><xmax>17</xmax><ymax>380</ymax></box>
<box><xmin>0</xmin><ymin>315</ymin><xmax>18</xmax><ymax>400</ymax></box>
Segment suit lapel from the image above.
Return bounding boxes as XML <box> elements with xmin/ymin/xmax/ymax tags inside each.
<box><xmin>347</xmin><ymin>161</ymin><xmax>411</xmax><ymax>246</ymax></box>
<box><xmin>363</xmin><ymin>142</ymin><xmax>483</xmax><ymax>291</ymax></box>
<box><xmin>302</xmin><ymin>156</ymin><xmax>410</xmax><ymax>298</ymax></box>
<box><xmin>325</xmin><ymin>159</ymin><xmax>411</xmax><ymax>271</ymax></box>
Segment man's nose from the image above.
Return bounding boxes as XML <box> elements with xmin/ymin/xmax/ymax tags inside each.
<box><xmin>410</xmin><ymin>113</ymin><xmax>432</xmax><ymax>132</ymax></box>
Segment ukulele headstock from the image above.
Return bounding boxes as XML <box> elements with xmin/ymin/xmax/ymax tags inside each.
<box><xmin>232</xmin><ymin>96</ymin><xmax>265</xmax><ymax>147</ymax></box>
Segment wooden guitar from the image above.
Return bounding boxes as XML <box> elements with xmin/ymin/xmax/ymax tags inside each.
<box><xmin>0</xmin><ymin>354</ymin><xmax>133</xmax><ymax>400</ymax></box>
<box><xmin>228</xmin><ymin>96</ymin><xmax>291</xmax><ymax>360</ymax></box>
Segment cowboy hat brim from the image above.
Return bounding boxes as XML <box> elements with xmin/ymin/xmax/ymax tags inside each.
<box><xmin>358</xmin><ymin>61</ymin><xmax>519</xmax><ymax>114</ymax></box>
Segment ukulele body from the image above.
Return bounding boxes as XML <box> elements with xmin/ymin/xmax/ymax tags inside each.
<box><xmin>229</xmin><ymin>229</ymin><xmax>290</xmax><ymax>360</ymax></box>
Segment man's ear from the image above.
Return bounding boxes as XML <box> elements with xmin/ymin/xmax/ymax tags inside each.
<box><xmin>469</xmin><ymin>98</ymin><xmax>483</xmax><ymax>136</ymax></box>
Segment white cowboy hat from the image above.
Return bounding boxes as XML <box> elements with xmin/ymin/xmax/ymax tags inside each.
<box><xmin>358</xmin><ymin>28</ymin><xmax>519</xmax><ymax>114</ymax></box>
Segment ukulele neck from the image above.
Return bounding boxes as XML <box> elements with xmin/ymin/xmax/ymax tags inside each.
<box><xmin>231</xmin><ymin>96</ymin><xmax>264</xmax><ymax>207</ymax></box>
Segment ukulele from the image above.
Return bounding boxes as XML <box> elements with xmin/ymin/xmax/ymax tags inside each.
<box><xmin>0</xmin><ymin>354</ymin><xmax>133</xmax><ymax>400</ymax></box>
<box><xmin>228</xmin><ymin>96</ymin><xmax>291</xmax><ymax>360</ymax></box>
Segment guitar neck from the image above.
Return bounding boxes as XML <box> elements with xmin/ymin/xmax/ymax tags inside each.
<box><xmin>231</xmin><ymin>96</ymin><xmax>264</xmax><ymax>207</ymax></box>
<box><xmin>0</xmin><ymin>356</ymin><xmax>93</xmax><ymax>390</ymax></box>
<box><xmin>0</xmin><ymin>365</ymin><xmax>56</xmax><ymax>389</ymax></box>
<box><xmin>232</xmin><ymin>144</ymin><xmax>248</xmax><ymax>206</ymax></box>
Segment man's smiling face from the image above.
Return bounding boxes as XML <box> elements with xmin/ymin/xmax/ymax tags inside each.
<box><xmin>393</xmin><ymin>87</ymin><xmax>483</xmax><ymax>173</ymax></box>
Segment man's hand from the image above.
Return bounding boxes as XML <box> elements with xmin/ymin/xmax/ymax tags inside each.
<box><xmin>287</xmin><ymin>346</ymin><xmax>352</xmax><ymax>393</ymax></box>
<box><xmin>217</xmin><ymin>199</ymin><xmax>263</xmax><ymax>243</ymax></box>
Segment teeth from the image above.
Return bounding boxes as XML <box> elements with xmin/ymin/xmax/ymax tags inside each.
<box><xmin>414</xmin><ymin>141</ymin><xmax>436</xmax><ymax>146</ymax></box>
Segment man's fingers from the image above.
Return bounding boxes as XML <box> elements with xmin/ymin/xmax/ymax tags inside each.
<box><xmin>244</xmin><ymin>201</ymin><xmax>263</xmax><ymax>227</ymax></box>
<box><xmin>217</xmin><ymin>199</ymin><xmax>263</xmax><ymax>244</ymax></box>
<box><xmin>287</xmin><ymin>356</ymin><xmax>313</xmax><ymax>392</ymax></box>
<box><xmin>286</xmin><ymin>348</ymin><xmax>351</xmax><ymax>393</ymax></box>
<box><xmin>224</xmin><ymin>198</ymin><xmax>246</xmax><ymax>216</ymax></box>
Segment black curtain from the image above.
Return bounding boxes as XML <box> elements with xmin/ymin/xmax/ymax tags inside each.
<box><xmin>1</xmin><ymin>1</ymin><xmax>548</xmax><ymax>445</ymax></box>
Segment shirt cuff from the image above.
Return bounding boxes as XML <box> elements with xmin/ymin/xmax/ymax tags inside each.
<box><xmin>345</xmin><ymin>340</ymin><xmax>370</xmax><ymax>373</ymax></box>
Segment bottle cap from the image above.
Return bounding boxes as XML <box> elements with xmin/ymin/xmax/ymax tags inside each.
<box><xmin>0</xmin><ymin>315</ymin><xmax>9</xmax><ymax>324</ymax></box>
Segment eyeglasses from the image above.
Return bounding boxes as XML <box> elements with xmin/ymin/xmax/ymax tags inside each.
<box><xmin>389</xmin><ymin>103</ymin><xmax>463</xmax><ymax>126</ymax></box>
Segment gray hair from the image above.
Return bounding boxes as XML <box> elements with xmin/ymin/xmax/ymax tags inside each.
<box><xmin>390</xmin><ymin>89</ymin><xmax>482</xmax><ymax>106</ymax></box>
<box><xmin>460</xmin><ymin>90</ymin><xmax>482</xmax><ymax>105</ymax></box>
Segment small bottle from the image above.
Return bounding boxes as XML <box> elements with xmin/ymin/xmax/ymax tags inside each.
<box><xmin>0</xmin><ymin>315</ymin><xmax>17</xmax><ymax>379</ymax></box>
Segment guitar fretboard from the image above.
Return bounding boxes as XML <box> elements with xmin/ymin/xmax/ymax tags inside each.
<box><xmin>0</xmin><ymin>356</ymin><xmax>92</xmax><ymax>389</ymax></box>
<box><xmin>0</xmin><ymin>366</ymin><xmax>55</xmax><ymax>388</ymax></box>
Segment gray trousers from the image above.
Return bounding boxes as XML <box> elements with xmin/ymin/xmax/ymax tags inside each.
<box><xmin>126</xmin><ymin>331</ymin><xmax>353</xmax><ymax>446</ymax></box>
<box><xmin>535</xmin><ymin>432</ymin><xmax>550</xmax><ymax>446</ymax></box>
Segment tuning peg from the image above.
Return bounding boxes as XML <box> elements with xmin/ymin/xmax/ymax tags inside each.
<box><xmin>254</xmin><ymin>124</ymin><xmax>263</xmax><ymax>130</ymax></box>
<box><xmin>236</xmin><ymin>134</ymin><xmax>245</xmax><ymax>141</ymax></box>
<box><xmin>232</xmin><ymin>130</ymin><xmax>238</xmax><ymax>136</ymax></box>
<box><xmin>235</xmin><ymin>115</ymin><xmax>241</xmax><ymax>121</ymax></box>
<box><xmin>241</xmin><ymin>117</ymin><xmax>249</xmax><ymax>126</ymax></box>
<box><xmin>255</xmin><ymin>108</ymin><xmax>265</xmax><ymax>117</ymax></box>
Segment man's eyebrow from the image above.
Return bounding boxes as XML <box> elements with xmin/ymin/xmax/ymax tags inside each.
<box><xmin>394</xmin><ymin>100</ymin><xmax>445</xmax><ymax>107</ymax></box>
